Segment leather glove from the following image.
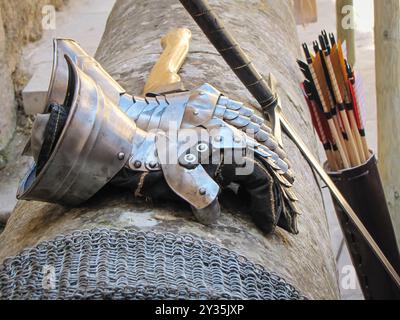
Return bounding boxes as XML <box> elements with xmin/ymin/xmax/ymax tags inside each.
<box><xmin>110</xmin><ymin>117</ymin><xmax>299</xmax><ymax>234</ymax></box>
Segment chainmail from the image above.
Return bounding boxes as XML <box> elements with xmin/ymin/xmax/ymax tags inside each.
<box><xmin>0</xmin><ymin>228</ymin><xmax>306</xmax><ymax>300</ymax></box>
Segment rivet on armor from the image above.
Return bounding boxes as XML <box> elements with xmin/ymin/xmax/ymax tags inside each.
<box><xmin>118</xmin><ymin>152</ymin><xmax>125</xmax><ymax>160</ymax></box>
<box><xmin>184</xmin><ymin>154</ymin><xmax>197</xmax><ymax>164</ymax></box>
<box><xmin>149</xmin><ymin>161</ymin><xmax>158</xmax><ymax>169</ymax></box>
<box><xmin>193</xmin><ymin>110</ymin><xmax>199</xmax><ymax>116</ymax></box>
<box><xmin>134</xmin><ymin>160</ymin><xmax>142</xmax><ymax>168</ymax></box>
<box><xmin>196</xmin><ymin>143</ymin><xmax>209</xmax><ymax>153</ymax></box>
<box><xmin>199</xmin><ymin>188</ymin><xmax>207</xmax><ymax>196</ymax></box>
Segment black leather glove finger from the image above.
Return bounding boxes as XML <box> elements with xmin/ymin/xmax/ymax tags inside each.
<box><xmin>277</xmin><ymin>190</ymin><xmax>300</xmax><ymax>234</ymax></box>
<box><xmin>215</xmin><ymin>157</ymin><xmax>282</xmax><ymax>234</ymax></box>
<box><xmin>255</xmin><ymin>154</ymin><xmax>300</xmax><ymax>235</ymax></box>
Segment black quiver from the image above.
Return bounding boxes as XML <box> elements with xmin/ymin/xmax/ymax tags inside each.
<box><xmin>327</xmin><ymin>154</ymin><xmax>400</xmax><ymax>300</ymax></box>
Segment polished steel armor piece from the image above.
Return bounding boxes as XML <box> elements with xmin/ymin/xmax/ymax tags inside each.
<box><xmin>47</xmin><ymin>38</ymin><xmax>126</xmax><ymax>110</ymax></box>
<box><xmin>48</xmin><ymin>39</ymin><xmax>291</xmax><ymax>169</ymax></box>
<box><xmin>18</xmin><ymin>57</ymin><xmax>136</xmax><ymax>205</ymax></box>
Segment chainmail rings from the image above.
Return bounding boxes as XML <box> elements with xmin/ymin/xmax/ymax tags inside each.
<box><xmin>0</xmin><ymin>229</ymin><xmax>306</xmax><ymax>300</ymax></box>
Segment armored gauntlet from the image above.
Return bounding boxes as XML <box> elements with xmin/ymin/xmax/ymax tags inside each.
<box><xmin>46</xmin><ymin>39</ymin><xmax>291</xmax><ymax>169</ymax></box>
<box><xmin>19</xmin><ymin>42</ymin><xmax>299</xmax><ymax>235</ymax></box>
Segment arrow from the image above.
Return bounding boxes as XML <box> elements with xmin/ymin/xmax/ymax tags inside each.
<box><xmin>318</xmin><ymin>34</ymin><xmax>362</xmax><ymax>167</ymax></box>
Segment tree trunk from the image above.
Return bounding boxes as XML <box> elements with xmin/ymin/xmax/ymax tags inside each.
<box><xmin>375</xmin><ymin>0</ymin><xmax>400</xmax><ymax>247</ymax></box>
<box><xmin>0</xmin><ymin>0</ymin><xmax>339</xmax><ymax>300</ymax></box>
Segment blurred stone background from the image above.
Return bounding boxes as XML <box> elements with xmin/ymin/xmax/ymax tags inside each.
<box><xmin>0</xmin><ymin>0</ymin><xmax>65</xmax><ymax>164</ymax></box>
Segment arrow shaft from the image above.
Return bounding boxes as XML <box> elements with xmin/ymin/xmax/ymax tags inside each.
<box><xmin>322</xmin><ymin>51</ymin><xmax>361</xmax><ymax>166</ymax></box>
<box><xmin>306</xmin><ymin>59</ymin><xmax>349</xmax><ymax>168</ymax></box>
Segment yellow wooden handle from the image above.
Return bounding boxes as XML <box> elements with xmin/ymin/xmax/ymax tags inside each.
<box><xmin>144</xmin><ymin>28</ymin><xmax>192</xmax><ymax>95</ymax></box>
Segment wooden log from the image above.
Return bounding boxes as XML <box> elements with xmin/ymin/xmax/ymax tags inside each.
<box><xmin>374</xmin><ymin>0</ymin><xmax>400</xmax><ymax>247</ymax></box>
<box><xmin>0</xmin><ymin>0</ymin><xmax>339</xmax><ymax>299</ymax></box>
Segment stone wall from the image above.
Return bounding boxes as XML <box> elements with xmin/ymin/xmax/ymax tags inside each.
<box><xmin>0</xmin><ymin>0</ymin><xmax>67</xmax><ymax>165</ymax></box>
